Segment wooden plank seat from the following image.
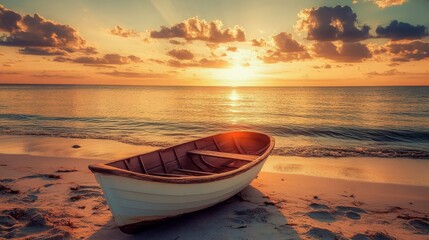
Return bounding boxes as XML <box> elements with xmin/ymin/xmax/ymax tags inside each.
<box><xmin>188</xmin><ymin>150</ymin><xmax>258</xmax><ymax>162</ymax></box>
<box><xmin>175</xmin><ymin>169</ymin><xmax>215</xmax><ymax>175</ymax></box>
<box><xmin>150</xmin><ymin>172</ymin><xmax>189</xmax><ymax>177</ymax></box>
<box><xmin>148</xmin><ymin>169</ymin><xmax>215</xmax><ymax>177</ymax></box>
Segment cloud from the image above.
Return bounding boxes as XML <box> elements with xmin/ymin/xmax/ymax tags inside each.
<box><xmin>0</xmin><ymin>5</ymin><xmax>21</xmax><ymax>32</ymax></box>
<box><xmin>206</xmin><ymin>43</ymin><xmax>219</xmax><ymax>49</ymax></box>
<box><xmin>54</xmin><ymin>54</ymin><xmax>142</xmax><ymax>65</ymax></box>
<box><xmin>297</xmin><ymin>5</ymin><xmax>370</xmax><ymax>42</ymax></box>
<box><xmin>149</xmin><ymin>58</ymin><xmax>165</xmax><ymax>64</ymax></box>
<box><xmin>259</xmin><ymin>32</ymin><xmax>310</xmax><ymax>63</ymax></box>
<box><xmin>376</xmin><ymin>20</ymin><xmax>428</xmax><ymax>40</ymax></box>
<box><xmin>0</xmin><ymin>4</ymin><xmax>88</xmax><ymax>53</ymax></box>
<box><xmin>353</xmin><ymin>0</ymin><xmax>407</xmax><ymax>8</ymax></box>
<box><xmin>226</xmin><ymin>46</ymin><xmax>237</xmax><ymax>52</ymax></box>
<box><xmin>169</xmin><ymin>39</ymin><xmax>185</xmax><ymax>45</ymax></box>
<box><xmin>386</xmin><ymin>40</ymin><xmax>429</xmax><ymax>62</ymax></box>
<box><xmin>150</xmin><ymin>17</ymin><xmax>246</xmax><ymax>43</ymax></box>
<box><xmin>366</xmin><ymin>69</ymin><xmax>403</xmax><ymax>76</ymax></box>
<box><xmin>19</xmin><ymin>47</ymin><xmax>67</xmax><ymax>56</ymax></box>
<box><xmin>260</xmin><ymin>50</ymin><xmax>311</xmax><ymax>64</ymax></box>
<box><xmin>313</xmin><ymin>64</ymin><xmax>332</xmax><ymax>69</ymax></box>
<box><xmin>366</xmin><ymin>69</ymin><xmax>429</xmax><ymax>77</ymax></box>
<box><xmin>273</xmin><ymin>32</ymin><xmax>306</xmax><ymax>52</ymax></box>
<box><xmin>110</xmin><ymin>25</ymin><xmax>139</xmax><ymax>38</ymax></box>
<box><xmin>100</xmin><ymin>70</ymin><xmax>166</xmax><ymax>78</ymax></box>
<box><xmin>31</xmin><ymin>72</ymin><xmax>78</xmax><ymax>78</ymax></box>
<box><xmin>167</xmin><ymin>49</ymin><xmax>194</xmax><ymax>60</ymax></box>
<box><xmin>251</xmin><ymin>38</ymin><xmax>267</xmax><ymax>47</ymax></box>
<box><xmin>313</xmin><ymin>42</ymin><xmax>372</xmax><ymax>62</ymax></box>
<box><xmin>168</xmin><ymin>58</ymin><xmax>230</xmax><ymax>68</ymax></box>
<box><xmin>0</xmin><ymin>71</ymin><xmax>20</xmax><ymax>75</ymax></box>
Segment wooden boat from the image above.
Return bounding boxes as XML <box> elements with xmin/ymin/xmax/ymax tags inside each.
<box><xmin>88</xmin><ymin>131</ymin><xmax>274</xmax><ymax>234</ymax></box>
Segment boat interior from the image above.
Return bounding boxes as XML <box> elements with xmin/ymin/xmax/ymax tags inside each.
<box><xmin>107</xmin><ymin>132</ymin><xmax>272</xmax><ymax>177</ymax></box>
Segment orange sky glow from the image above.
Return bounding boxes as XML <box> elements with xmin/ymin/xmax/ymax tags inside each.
<box><xmin>0</xmin><ymin>0</ymin><xmax>428</xmax><ymax>86</ymax></box>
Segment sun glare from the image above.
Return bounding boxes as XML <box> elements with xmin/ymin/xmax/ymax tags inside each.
<box><xmin>225</xmin><ymin>65</ymin><xmax>254</xmax><ymax>81</ymax></box>
<box><xmin>209</xmin><ymin>48</ymin><xmax>261</xmax><ymax>86</ymax></box>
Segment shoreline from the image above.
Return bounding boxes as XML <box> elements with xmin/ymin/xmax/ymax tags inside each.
<box><xmin>1</xmin><ymin>134</ymin><xmax>429</xmax><ymax>186</ymax></box>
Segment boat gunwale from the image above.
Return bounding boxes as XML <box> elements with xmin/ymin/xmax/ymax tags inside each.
<box><xmin>88</xmin><ymin>131</ymin><xmax>275</xmax><ymax>184</ymax></box>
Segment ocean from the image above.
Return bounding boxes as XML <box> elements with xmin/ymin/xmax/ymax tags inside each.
<box><xmin>1</xmin><ymin>85</ymin><xmax>428</xmax><ymax>159</ymax></box>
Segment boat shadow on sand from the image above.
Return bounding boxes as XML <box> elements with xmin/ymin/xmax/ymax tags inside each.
<box><xmin>88</xmin><ymin>186</ymin><xmax>300</xmax><ymax>240</ymax></box>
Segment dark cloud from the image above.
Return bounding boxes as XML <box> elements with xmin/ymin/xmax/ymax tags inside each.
<box><xmin>100</xmin><ymin>70</ymin><xmax>166</xmax><ymax>78</ymax></box>
<box><xmin>260</xmin><ymin>50</ymin><xmax>310</xmax><ymax>64</ymax></box>
<box><xmin>259</xmin><ymin>32</ymin><xmax>310</xmax><ymax>63</ymax></box>
<box><xmin>167</xmin><ymin>49</ymin><xmax>194</xmax><ymax>60</ymax></box>
<box><xmin>0</xmin><ymin>4</ymin><xmax>21</xmax><ymax>32</ymax></box>
<box><xmin>110</xmin><ymin>25</ymin><xmax>139</xmax><ymax>38</ymax></box>
<box><xmin>297</xmin><ymin>5</ymin><xmax>370</xmax><ymax>42</ymax></box>
<box><xmin>150</xmin><ymin>17</ymin><xmax>246</xmax><ymax>43</ymax></box>
<box><xmin>0</xmin><ymin>5</ymin><xmax>86</xmax><ymax>50</ymax></box>
<box><xmin>376</xmin><ymin>20</ymin><xmax>428</xmax><ymax>40</ymax></box>
<box><xmin>387</xmin><ymin>40</ymin><xmax>429</xmax><ymax>62</ymax></box>
<box><xmin>313</xmin><ymin>42</ymin><xmax>372</xmax><ymax>62</ymax></box>
<box><xmin>79</xmin><ymin>46</ymin><xmax>98</xmax><ymax>55</ymax></box>
<box><xmin>168</xmin><ymin>58</ymin><xmax>230</xmax><ymax>68</ymax></box>
<box><xmin>19</xmin><ymin>47</ymin><xmax>67</xmax><ymax>56</ymax></box>
<box><xmin>251</xmin><ymin>38</ymin><xmax>266</xmax><ymax>47</ymax></box>
<box><xmin>54</xmin><ymin>54</ymin><xmax>142</xmax><ymax>65</ymax></box>
<box><xmin>273</xmin><ymin>32</ymin><xmax>306</xmax><ymax>52</ymax></box>
<box><xmin>0</xmin><ymin>4</ymin><xmax>94</xmax><ymax>56</ymax></box>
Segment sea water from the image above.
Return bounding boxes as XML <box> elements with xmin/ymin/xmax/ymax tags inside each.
<box><xmin>1</xmin><ymin>85</ymin><xmax>428</xmax><ymax>159</ymax></box>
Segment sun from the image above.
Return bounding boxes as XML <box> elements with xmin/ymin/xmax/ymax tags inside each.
<box><xmin>222</xmin><ymin>65</ymin><xmax>255</xmax><ymax>81</ymax></box>
<box><xmin>208</xmin><ymin>48</ymin><xmax>261</xmax><ymax>86</ymax></box>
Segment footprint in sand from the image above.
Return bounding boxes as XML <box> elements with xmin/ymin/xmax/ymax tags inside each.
<box><xmin>21</xmin><ymin>174</ymin><xmax>61</xmax><ymax>180</ymax></box>
<box><xmin>307</xmin><ymin>227</ymin><xmax>342</xmax><ymax>240</ymax></box>
<box><xmin>228</xmin><ymin>207</ymin><xmax>270</xmax><ymax>225</ymax></box>
<box><xmin>345</xmin><ymin>211</ymin><xmax>361</xmax><ymax>220</ymax></box>
<box><xmin>409</xmin><ymin>219</ymin><xmax>429</xmax><ymax>234</ymax></box>
<box><xmin>307</xmin><ymin>211</ymin><xmax>337</xmax><ymax>223</ymax></box>
<box><xmin>0</xmin><ymin>208</ymin><xmax>70</xmax><ymax>239</ymax></box>
<box><xmin>69</xmin><ymin>185</ymin><xmax>103</xmax><ymax>202</ymax></box>
<box><xmin>22</xmin><ymin>194</ymin><xmax>38</xmax><ymax>203</ymax></box>
<box><xmin>351</xmin><ymin>232</ymin><xmax>396</xmax><ymax>240</ymax></box>
<box><xmin>0</xmin><ymin>215</ymin><xmax>18</xmax><ymax>227</ymax></box>
<box><xmin>335</xmin><ymin>206</ymin><xmax>367</xmax><ymax>214</ymax></box>
<box><xmin>0</xmin><ymin>178</ymin><xmax>14</xmax><ymax>183</ymax></box>
<box><xmin>309</xmin><ymin>203</ymin><xmax>329</xmax><ymax>210</ymax></box>
<box><xmin>335</xmin><ymin>205</ymin><xmax>366</xmax><ymax>220</ymax></box>
<box><xmin>234</xmin><ymin>207</ymin><xmax>270</xmax><ymax>223</ymax></box>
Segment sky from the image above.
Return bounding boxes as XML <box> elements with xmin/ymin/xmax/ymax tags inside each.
<box><xmin>0</xmin><ymin>0</ymin><xmax>428</xmax><ymax>86</ymax></box>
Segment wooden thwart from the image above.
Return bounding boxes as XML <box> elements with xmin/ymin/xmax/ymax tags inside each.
<box><xmin>176</xmin><ymin>169</ymin><xmax>214</xmax><ymax>175</ymax></box>
<box><xmin>151</xmin><ymin>172</ymin><xmax>188</xmax><ymax>177</ymax></box>
<box><xmin>188</xmin><ymin>150</ymin><xmax>258</xmax><ymax>162</ymax></box>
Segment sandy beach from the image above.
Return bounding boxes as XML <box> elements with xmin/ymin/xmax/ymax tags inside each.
<box><xmin>0</xmin><ymin>136</ymin><xmax>428</xmax><ymax>240</ymax></box>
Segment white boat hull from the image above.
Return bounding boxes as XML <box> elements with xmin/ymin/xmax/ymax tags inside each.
<box><xmin>94</xmin><ymin>159</ymin><xmax>267</xmax><ymax>227</ymax></box>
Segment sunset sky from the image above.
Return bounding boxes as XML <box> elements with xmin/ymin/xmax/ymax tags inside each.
<box><xmin>0</xmin><ymin>0</ymin><xmax>428</xmax><ymax>86</ymax></box>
